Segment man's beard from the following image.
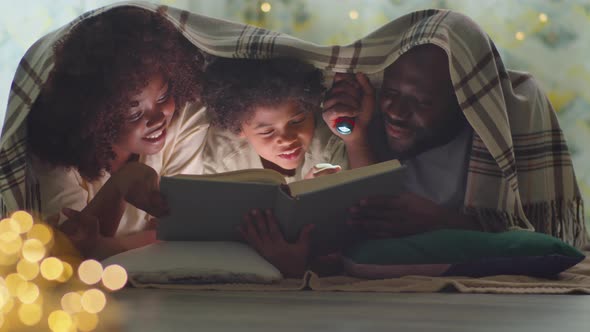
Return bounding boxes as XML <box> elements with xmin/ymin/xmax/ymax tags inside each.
<box><xmin>384</xmin><ymin>113</ymin><xmax>467</xmax><ymax>160</ymax></box>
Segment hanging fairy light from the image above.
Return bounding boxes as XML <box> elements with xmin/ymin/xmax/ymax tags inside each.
<box><xmin>261</xmin><ymin>2</ymin><xmax>271</xmax><ymax>13</ymax></box>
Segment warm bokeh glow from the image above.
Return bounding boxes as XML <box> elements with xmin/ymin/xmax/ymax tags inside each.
<box><xmin>56</xmin><ymin>261</ymin><xmax>73</xmax><ymax>283</ymax></box>
<box><xmin>0</xmin><ymin>231</ymin><xmax>22</xmax><ymax>255</ymax></box>
<box><xmin>11</xmin><ymin>211</ymin><xmax>34</xmax><ymax>233</ymax></box>
<box><xmin>102</xmin><ymin>264</ymin><xmax>128</xmax><ymax>291</ymax></box>
<box><xmin>76</xmin><ymin>311</ymin><xmax>99</xmax><ymax>332</ymax></box>
<box><xmin>5</xmin><ymin>273</ymin><xmax>25</xmax><ymax>297</ymax></box>
<box><xmin>81</xmin><ymin>289</ymin><xmax>106</xmax><ymax>314</ymax></box>
<box><xmin>0</xmin><ymin>279</ymin><xmax>9</xmax><ymax>308</ymax></box>
<box><xmin>539</xmin><ymin>13</ymin><xmax>548</xmax><ymax>23</ymax></box>
<box><xmin>515</xmin><ymin>31</ymin><xmax>525</xmax><ymax>41</ymax></box>
<box><xmin>27</xmin><ymin>223</ymin><xmax>53</xmax><ymax>245</ymax></box>
<box><xmin>18</xmin><ymin>302</ymin><xmax>43</xmax><ymax>326</ymax></box>
<box><xmin>48</xmin><ymin>310</ymin><xmax>73</xmax><ymax>332</ymax></box>
<box><xmin>349</xmin><ymin>10</ymin><xmax>359</xmax><ymax>20</ymax></box>
<box><xmin>16</xmin><ymin>259</ymin><xmax>40</xmax><ymax>280</ymax></box>
<box><xmin>1</xmin><ymin>210</ymin><xmax>126</xmax><ymax>330</ymax></box>
<box><xmin>260</xmin><ymin>2</ymin><xmax>271</xmax><ymax>13</ymax></box>
<box><xmin>0</xmin><ymin>217</ymin><xmax>21</xmax><ymax>234</ymax></box>
<box><xmin>40</xmin><ymin>257</ymin><xmax>64</xmax><ymax>280</ymax></box>
<box><xmin>16</xmin><ymin>281</ymin><xmax>40</xmax><ymax>304</ymax></box>
<box><xmin>78</xmin><ymin>260</ymin><xmax>103</xmax><ymax>285</ymax></box>
<box><xmin>61</xmin><ymin>292</ymin><xmax>82</xmax><ymax>313</ymax></box>
<box><xmin>22</xmin><ymin>238</ymin><xmax>46</xmax><ymax>262</ymax></box>
<box><xmin>2</xmin><ymin>297</ymin><xmax>15</xmax><ymax>314</ymax></box>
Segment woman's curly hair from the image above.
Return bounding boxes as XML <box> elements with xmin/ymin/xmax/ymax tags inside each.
<box><xmin>27</xmin><ymin>7</ymin><xmax>204</xmax><ymax>181</ymax></box>
<box><xmin>201</xmin><ymin>57</ymin><xmax>325</xmax><ymax>134</ymax></box>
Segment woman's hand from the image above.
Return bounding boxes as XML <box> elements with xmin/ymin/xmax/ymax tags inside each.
<box><xmin>239</xmin><ymin>209</ymin><xmax>315</xmax><ymax>278</ymax></box>
<box><xmin>110</xmin><ymin>162</ymin><xmax>168</xmax><ymax>217</ymax></box>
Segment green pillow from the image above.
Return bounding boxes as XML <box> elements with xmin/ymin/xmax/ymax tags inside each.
<box><xmin>342</xmin><ymin>229</ymin><xmax>585</xmax><ymax>279</ymax></box>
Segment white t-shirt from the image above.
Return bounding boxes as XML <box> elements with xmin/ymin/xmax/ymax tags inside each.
<box><xmin>32</xmin><ymin>103</ymin><xmax>209</xmax><ymax>236</ymax></box>
<box><xmin>401</xmin><ymin>126</ymin><xmax>472</xmax><ymax>210</ymax></box>
<box><xmin>201</xmin><ymin>115</ymin><xmax>349</xmax><ymax>183</ymax></box>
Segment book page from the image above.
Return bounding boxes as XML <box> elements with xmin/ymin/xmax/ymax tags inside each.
<box><xmin>174</xmin><ymin>168</ymin><xmax>286</xmax><ymax>185</ymax></box>
<box><xmin>288</xmin><ymin>159</ymin><xmax>402</xmax><ymax>196</ymax></box>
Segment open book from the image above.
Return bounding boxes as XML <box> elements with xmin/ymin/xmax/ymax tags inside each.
<box><xmin>157</xmin><ymin>160</ymin><xmax>406</xmax><ymax>248</ymax></box>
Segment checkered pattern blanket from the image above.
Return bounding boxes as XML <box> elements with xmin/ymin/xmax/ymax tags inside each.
<box><xmin>1</xmin><ymin>1</ymin><xmax>586</xmax><ymax>247</ymax></box>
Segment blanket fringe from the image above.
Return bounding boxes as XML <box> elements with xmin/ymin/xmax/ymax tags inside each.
<box><xmin>465</xmin><ymin>198</ymin><xmax>588</xmax><ymax>249</ymax></box>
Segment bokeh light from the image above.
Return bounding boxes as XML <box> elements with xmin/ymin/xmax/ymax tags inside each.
<box><xmin>40</xmin><ymin>257</ymin><xmax>64</xmax><ymax>280</ymax></box>
<box><xmin>0</xmin><ymin>231</ymin><xmax>22</xmax><ymax>255</ymax></box>
<box><xmin>27</xmin><ymin>223</ymin><xmax>53</xmax><ymax>245</ymax></box>
<box><xmin>2</xmin><ymin>210</ymin><xmax>125</xmax><ymax>331</ymax></box>
<box><xmin>56</xmin><ymin>261</ymin><xmax>73</xmax><ymax>283</ymax></box>
<box><xmin>78</xmin><ymin>260</ymin><xmax>103</xmax><ymax>285</ymax></box>
<box><xmin>18</xmin><ymin>302</ymin><xmax>43</xmax><ymax>326</ymax></box>
<box><xmin>61</xmin><ymin>292</ymin><xmax>82</xmax><ymax>313</ymax></box>
<box><xmin>349</xmin><ymin>10</ymin><xmax>359</xmax><ymax>20</ymax></box>
<box><xmin>11</xmin><ymin>211</ymin><xmax>34</xmax><ymax>234</ymax></box>
<box><xmin>102</xmin><ymin>264</ymin><xmax>128</xmax><ymax>291</ymax></box>
<box><xmin>260</xmin><ymin>2</ymin><xmax>271</xmax><ymax>13</ymax></box>
<box><xmin>48</xmin><ymin>310</ymin><xmax>73</xmax><ymax>332</ymax></box>
<box><xmin>76</xmin><ymin>311</ymin><xmax>99</xmax><ymax>332</ymax></box>
<box><xmin>0</xmin><ymin>218</ymin><xmax>21</xmax><ymax>234</ymax></box>
<box><xmin>539</xmin><ymin>13</ymin><xmax>548</xmax><ymax>23</ymax></box>
<box><xmin>515</xmin><ymin>31</ymin><xmax>525</xmax><ymax>41</ymax></box>
<box><xmin>16</xmin><ymin>259</ymin><xmax>40</xmax><ymax>280</ymax></box>
<box><xmin>81</xmin><ymin>288</ymin><xmax>106</xmax><ymax>314</ymax></box>
<box><xmin>5</xmin><ymin>273</ymin><xmax>25</xmax><ymax>297</ymax></box>
<box><xmin>16</xmin><ymin>281</ymin><xmax>40</xmax><ymax>304</ymax></box>
<box><xmin>22</xmin><ymin>238</ymin><xmax>46</xmax><ymax>262</ymax></box>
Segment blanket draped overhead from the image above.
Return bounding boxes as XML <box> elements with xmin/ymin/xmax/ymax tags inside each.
<box><xmin>1</xmin><ymin>1</ymin><xmax>586</xmax><ymax>247</ymax></box>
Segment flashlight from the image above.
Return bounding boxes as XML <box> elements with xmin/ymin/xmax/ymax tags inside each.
<box><xmin>334</xmin><ymin>117</ymin><xmax>355</xmax><ymax>135</ymax></box>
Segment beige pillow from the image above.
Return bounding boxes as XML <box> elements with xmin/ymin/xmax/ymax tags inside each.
<box><xmin>101</xmin><ymin>241</ymin><xmax>282</xmax><ymax>285</ymax></box>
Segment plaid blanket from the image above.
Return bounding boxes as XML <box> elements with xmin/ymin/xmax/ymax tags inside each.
<box><xmin>1</xmin><ymin>1</ymin><xmax>586</xmax><ymax>247</ymax></box>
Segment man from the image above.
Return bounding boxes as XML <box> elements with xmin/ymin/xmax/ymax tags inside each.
<box><xmin>323</xmin><ymin>24</ymin><xmax>587</xmax><ymax>248</ymax></box>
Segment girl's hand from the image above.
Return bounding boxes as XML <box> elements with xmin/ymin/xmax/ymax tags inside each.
<box><xmin>304</xmin><ymin>163</ymin><xmax>342</xmax><ymax>179</ymax></box>
<box><xmin>239</xmin><ymin>209</ymin><xmax>315</xmax><ymax>278</ymax></box>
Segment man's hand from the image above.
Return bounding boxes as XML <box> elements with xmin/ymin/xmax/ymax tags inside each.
<box><xmin>348</xmin><ymin>192</ymin><xmax>479</xmax><ymax>238</ymax></box>
<box><xmin>322</xmin><ymin>72</ymin><xmax>375</xmax><ymax>143</ymax></box>
<box><xmin>239</xmin><ymin>209</ymin><xmax>314</xmax><ymax>278</ymax></box>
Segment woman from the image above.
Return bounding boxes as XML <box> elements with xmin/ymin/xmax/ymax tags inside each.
<box><xmin>26</xmin><ymin>6</ymin><xmax>209</xmax><ymax>258</ymax></box>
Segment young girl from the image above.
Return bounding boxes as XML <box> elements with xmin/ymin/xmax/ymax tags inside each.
<box><xmin>26</xmin><ymin>7</ymin><xmax>209</xmax><ymax>259</ymax></box>
<box><xmin>201</xmin><ymin>57</ymin><xmax>349</xmax><ymax>181</ymax></box>
<box><xmin>200</xmin><ymin>57</ymin><xmax>353</xmax><ymax>277</ymax></box>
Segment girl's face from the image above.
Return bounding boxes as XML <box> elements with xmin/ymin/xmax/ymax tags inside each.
<box><xmin>240</xmin><ymin>100</ymin><xmax>315</xmax><ymax>171</ymax></box>
<box><xmin>112</xmin><ymin>73</ymin><xmax>175</xmax><ymax>161</ymax></box>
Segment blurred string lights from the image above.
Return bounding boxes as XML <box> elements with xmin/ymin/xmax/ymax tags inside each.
<box><xmin>0</xmin><ymin>211</ymin><xmax>128</xmax><ymax>331</ymax></box>
<box><xmin>515</xmin><ymin>12</ymin><xmax>549</xmax><ymax>42</ymax></box>
<box><xmin>253</xmin><ymin>1</ymin><xmax>548</xmax><ymax>42</ymax></box>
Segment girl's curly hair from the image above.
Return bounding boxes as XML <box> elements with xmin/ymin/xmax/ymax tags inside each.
<box><xmin>201</xmin><ymin>57</ymin><xmax>325</xmax><ymax>134</ymax></box>
<box><xmin>27</xmin><ymin>7</ymin><xmax>204</xmax><ymax>181</ymax></box>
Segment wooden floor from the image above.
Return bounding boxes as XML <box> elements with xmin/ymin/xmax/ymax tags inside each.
<box><xmin>108</xmin><ymin>289</ymin><xmax>590</xmax><ymax>331</ymax></box>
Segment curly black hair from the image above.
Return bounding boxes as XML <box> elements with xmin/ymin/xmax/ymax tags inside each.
<box><xmin>201</xmin><ymin>57</ymin><xmax>325</xmax><ymax>134</ymax></box>
<box><xmin>27</xmin><ymin>7</ymin><xmax>204</xmax><ymax>181</ymax></box>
